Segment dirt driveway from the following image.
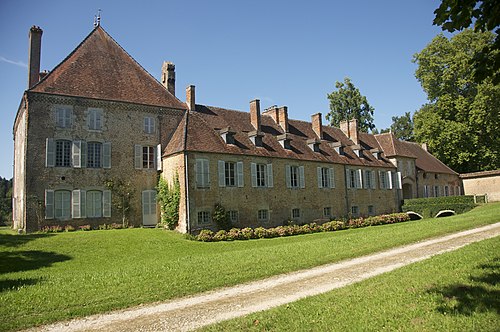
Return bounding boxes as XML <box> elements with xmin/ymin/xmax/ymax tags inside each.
<box><xmin>29</xmin><ymin>222</ymin><xmax>500</xmax><ymax>332</ymax></box>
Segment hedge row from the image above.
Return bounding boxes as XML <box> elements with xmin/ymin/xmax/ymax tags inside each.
<box><xmin>39</xmin><ymin>223</ymin><xmax>127</xmax><ymax>233</ymax></box>
<box><xmin>402</xmin><ymin>195</ymin><xmax>476</xmax><ymax>219</ymax></box>
<box><xmin>195</xmin><ymin>213</ymin><xmax>410</xmax><ymax>242</ymax></box>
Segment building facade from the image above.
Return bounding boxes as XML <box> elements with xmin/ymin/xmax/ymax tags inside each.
<box><xmin>13</xmin><ymin>25</ymin><xmax>462</xmax><ymax>233</ymax></box>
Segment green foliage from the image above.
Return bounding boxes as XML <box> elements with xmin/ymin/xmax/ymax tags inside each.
<box><xmin>212</xmin><ymin>203</ymin><xmax>232</xmax><ymax>231</ymax></box>
<box><xmin>104</xmin><ymin>178</ymin><xmax>133</xmax><ymax>227</ymax></box>
<box><xmin>389</xmin><ymin>112</ymin><xmax>414</xmax><ymax>141</ymax></box>
<box><xmin>195</xmin><ymin>213</ymin><xmax>410</xmax><ymax>242</ymax></box>
<box><xmin>326</xmin><ymin>77</ymin><xmax>375</xmax><ymax>132</ymax></box>
<box><xmin>0</xmin><ymin>177</ymin><xmax>12</xmax><ymax>225</ymax></box>
<box><xmin>402</xmin><ymin>195</ymin><xmax>477</xmax><ymax>218</ymax></box>
<box><xmin>157</xmin><ymin>175</ymin><xmax>181</xmax><ymax>230</ymax></box>
<box><xmin>413</xmin><ymin>30</ymin><xmax>500</xmax><ymax>173</ymax></box>
<box><xmin>433</xmin><ymin>0</ymin><xmax>500</xmax><ymax>83</ymax></box>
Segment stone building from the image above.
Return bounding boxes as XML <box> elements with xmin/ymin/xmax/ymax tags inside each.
<box><xmin>12</xmin><ymin>25</ymin><xmax>462</xmax><ymax>233</ymax></box>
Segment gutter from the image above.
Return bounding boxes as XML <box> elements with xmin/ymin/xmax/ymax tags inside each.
<box><xmin>343</xmin><ymin>164</ymin><xmax>349</xmax><ymax>217</ymax></box>
<box><xmin>183</xmin><ymin>111</ymin><xmax>191</xmax><ymax>234</ymax></box>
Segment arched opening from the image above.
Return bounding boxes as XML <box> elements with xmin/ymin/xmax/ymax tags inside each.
<box><xmin>402</xmin><ymin>183</ymin><xmax>413</xmax><ymax>199</ymax></box>
<box><xmin>435</xmin><ymin>210</ymin><xmax>456</xmax><ymax>218</ymax></box>
<box><xmin>407</xmin><ymin>211</ymin><xmax>423</xmax><ymax>220</ymax></box>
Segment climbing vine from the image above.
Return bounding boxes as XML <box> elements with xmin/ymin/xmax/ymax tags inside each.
<box><xmin>104</xmin><ymin>178</ymin><xmax>133</xmax><ymax>228</ymax></box>
<box><xmin>157</xmin><ymin>174</ymin><xmax>180</xmax><ymax>230</ymax></box>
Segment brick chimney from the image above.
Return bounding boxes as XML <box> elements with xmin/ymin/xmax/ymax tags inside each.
<box><xmin>311</xmin><ymin>113</ymin><xmax>322</xmax><ymax>139</ymax></box>
<box><xmin>186</xmin><ymin>85</ymin><xmax>195</xmax><ymax>111</ymax></box>
<box><xmin>278</xmin><ymin>106</ymin><xmax>289</xmax><ymax>133</ymax></box>
<box><xmin>250</xmin><ymin>99</ymin><xmax>261</xmax><ymax>131</ymax></box>
<box><xmin>28</xmin><ymin>26</ymin><xmax>43</xmax><ymax>89</ymax></box>
<box><xmin>340</xmin><ymin>120</ymin><xmax>349</xmax><ymax>137</ymax></box>
<box><xmin>262</xmin><ymin>105</ymin><xmax>279</xmax><ymax>122</ymax></box>
<box><xmin>348</xmin><ymin>118</ymin><xmax>359</xmax><ymax>145</ymax></box>
<box><xmin>161</xmin><ymin>62</ymin><xmax>176</xmax><ymax>96</ymax></box>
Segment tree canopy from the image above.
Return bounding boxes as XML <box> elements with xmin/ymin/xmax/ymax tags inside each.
<box><xmin>413</xmin><ymin>29</ymin><xmax>500</xmax><ymax>173</ymax></box>
<box><xmin>433</xmin><ymin>0</ymin><xmax>500</xmax><ymax>83</ymax></box>
<box><xmin>326</xmin><ymin>77</ymin><xmax>375</xmax><ymax>133</ymax></box>
<box><xmin>384</xmin><ymin>112</ymin><xmax>414</xmax><ymax>141</ymax></box>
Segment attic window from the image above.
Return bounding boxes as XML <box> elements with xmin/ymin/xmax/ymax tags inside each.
<box><xmin>307</xmin><ymin>138</ymin><xmax>321</xmax><ymax>152</ymax></box>
<box><xmin>219</xmin><ymin>127</ymin><xmax>236</xmax><ymax>145</ymax></box>
<box><xmin>248</xmin><ymin>130</ymin><xmax>264</xmax><ymax>147</ymax></box>
<box><xmin>277</xmin><ymin>133</ymin><xmax>292</xmax><ymax>150</ymax></box>
<box><xmin>370</xmin><ymin>148</ymin><xmax>381</xmax><ymax>160</ymax></box>
<box><xmin>329</xmin><ymin>141</ymin><xmax>344</xmax><ymax>155</ymax></box>
<box><xmin>352</xmin><ymin>144</ymin><xmax>362</xmax><ymax>157</ymax></box>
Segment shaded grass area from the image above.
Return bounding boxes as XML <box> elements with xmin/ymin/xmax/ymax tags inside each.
<box><xmin>0</xmin><ymin>202</ymin><xmax>499</xmax><ymax>331</ymax></box>
<box><xmin>201</xmin><ymin>236</ymin><xmax>499</xmax><ymax>331</ymax></box>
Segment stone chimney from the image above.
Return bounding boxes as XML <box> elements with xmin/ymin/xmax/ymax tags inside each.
<box><xmin>186</xmin><ymin>85</ymin><xmax>195</xmax><ymax>111</ymax></box>
<box><xmin>340</xmin><ymin>120</ymin><xmax>349</xmax><ymax>137</ymax></box>
<box><xmin>262</xmin><ymin>105</ymin><xmax>279</xmax><ymax>122</ymax></box>
<box><xmin>28</xmin><ymin>26</ymin><xmax>43</xmax><ymax>89</ymax></box>
<box><xmin>278</xmin><ymin>106</ymin><xmax>289</xmax><ymax>133</ymax></box>
<box><xmin>339</xmin><ymin>118</ymin><xmax>359</xmax><ymax>145</ymax></box>
<box><xmin>250</xmin><ymin>99</ymin><xmax>261</xmax><ymax>131</ymax></box>
<box><xmin>311</xmin><ymin>113</ymin><xmax>322</xmax><ymax>139</ymax></box>
<box><xmin>161</xmin><ymin>62</ymin><xmax>176</xmax><ymax>96</ymax></box>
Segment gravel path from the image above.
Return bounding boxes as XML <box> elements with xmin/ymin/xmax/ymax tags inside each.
<box><xmin>29</xmin><ymin>222</ymin><xmax>500</xmax><ymax>332</ymax></box>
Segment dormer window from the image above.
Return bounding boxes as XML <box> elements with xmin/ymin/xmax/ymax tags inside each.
<box><xmin>329</xmin><ymin>141</ymin><xmax>344</xmax><ymax>155</ymax></box>
<box><xmin>277</xmin><ymin>133</ymin><xmax>292</xmax><ymax>150</ymax></box>
<box><xmin>219</xmin><ymin>127</ymin><xmax>236</xmax><ymax>145</ymax></box>
<box><xmin>352</xmin><ymin>145</ymin><xmax>362</xmax><ymax>157</ymax></box>
<box><xmin>248</xmin><ymin>130</ymin><xmax>264</xmax><ymax>147</ymax></box>
<box><xmin>307</xmin><ymin>138</ymin><xmax>321</xmax><ymax>152</ymax></box>
<box><xmin>370</xmin><ymin>148</ymin><xmax>381</xmax><ymax>160</ymax></box>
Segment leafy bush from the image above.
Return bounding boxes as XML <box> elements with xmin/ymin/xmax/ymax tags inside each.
<box><xmin>402</xmin><ymin>196</ymin><xmax>476</xmax><ymax>219</ymax></box>
<box><xmin>196</xmin><ymin>229</ymin><xmax>214</xmax><ymax>242</ymax></box>
<box><xmin>253</xmin><ymin>227</ymin><xmax>268</xmax><ymax>239</ymax></box>
<box><xmin>157</xmin><ymin>175</ymin><xmax>181</xmax><ymax>230</ymax></box>
<box><xmin>213</xmin><ymin>230</ymin><xmax>228</xmax><ymax>241</ymax></box>
<box><xmin>79</xmin><ymin>225</ymin><xmax>91</xmax><ymax>231</ymax></box>
<box><xmin>64</xmin><ymin>225</ymin><xmax>76</xmax><ymax>232</ymax></box>
<box><xmin>213</xmin><ymin>204</ymin><xmax>232</xmax><ymax>231</ymax></box>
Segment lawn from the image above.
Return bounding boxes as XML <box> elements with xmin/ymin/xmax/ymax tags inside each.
<box><xmin>201</xmin><ymin>236</ymin><xmax>500</xmax><ymax>331</ymax></box>
<box><xmin>0</xmin><ymin>202</ymin><xmax>499</xmax><ymax>331</ymax></box>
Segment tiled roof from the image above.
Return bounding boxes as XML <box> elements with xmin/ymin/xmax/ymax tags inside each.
<box><xmin>460</xmin><ymin>169</ymin><xmax>500</xmax><ymax>179</ymax></box>
<box><xmin>164</xmin><ymin>105</ymin><xmax>395</xmax><ymax>169</ymax></box>
<box><xmin>30</xmin><ymin>26</ymin><xmax>186</xmax><ymax>109</ymax></box>
<box><xmin>375</xmin><ymin>133</ymin><xmax>457</xmax><ymax>175</ymax></box>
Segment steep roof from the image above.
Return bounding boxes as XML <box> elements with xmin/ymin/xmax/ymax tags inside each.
<box><xmin>30</xmin><ymin>26</ymin><xmax>186</xmax><ymax>109</ymax></box>
<box><xmin>375</xmin><ymin>133</ymin><xmax>457</xmax><ymax>175</ymax></box>
<box><xmin>164</xmin><ymin>105</ymin><xmax>395</xmax><ymax>169</ymax></box>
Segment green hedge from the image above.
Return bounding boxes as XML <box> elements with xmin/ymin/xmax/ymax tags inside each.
<box><xmin>402</xmin><ymin>196</ymin><xmax>476</xmax><ymax>219</ymax></box>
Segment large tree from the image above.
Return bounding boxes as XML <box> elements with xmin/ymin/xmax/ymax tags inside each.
<box><xmin>326</xmin><ymin>77</ymin><xmax>375</xmax><ymax>132</ymax></box>
<box><xmin>433</xmin><ymin>0</ymin><xmax>500</xmax><ymax>83</ymax></box>
<box><xmin>413</xmin><ymin>29</ymin><xmax>500</xmax><ymax>173</ymax></box>
<box><xmin>388</xmin><ymin>112</ymin><xmax>414</xmax><ymax>141</ymax></box>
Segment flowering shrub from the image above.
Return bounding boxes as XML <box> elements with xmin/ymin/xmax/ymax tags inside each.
<box><xmin>40</xmin><ymin>225</ymin><xmax>63</xmax><ymax>233</ymax></box>
<box><xmin>64</xmin><ymin>225</ymin><xmax>76</xmax><ymax>232</ymax></box>
<box><xmin>194</xmin><ymin>212</ymin><xmax>411</xmax><ymax>242</ymax></box>
<box><xmin>79</xmin><ymin>225</ymin><xmax>91</xmax><ymax>231</ymax></box>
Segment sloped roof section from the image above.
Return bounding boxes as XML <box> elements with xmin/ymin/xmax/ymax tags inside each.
<box><xmin>375</xmin><ymin>133</ymin><xmax>416</xmax><ymax>158</ymax></box>
<box><xmin>31</xmin><ymin>26</ymin><xmax>186</xmax><ymax>109</ymax></box>
<box><xmin>164</xmin><ymin>104</ymin><xmax>395</xmax><ymax>169</ymax></box>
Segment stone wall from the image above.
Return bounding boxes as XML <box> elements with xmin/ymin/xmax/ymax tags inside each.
<box><xmin>461</xmin><ymin>170</ymin><xmax>500</xmax><ymax>202</ymax></box>
<box><xmin>416</xmin><ymin>171</ymin><xmax>461</xmax><ymax>198</ymax></box>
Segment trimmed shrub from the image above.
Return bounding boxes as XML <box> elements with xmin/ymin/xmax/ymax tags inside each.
<box><xmin>253</xmin><ymin>227</ymin><xmax>268</xmax><ymax>239</ymax></box>
<box><xmin>64</xmin><ymin>225</ymin><xmax>76</xmax><ymax>232</ymax></box>
<box><xmin>402</xmin><ymin>196</ymin><xmax>476</xmax><ymax>219</ymax></box>
<box><xmin>196</xmin><ymin>230</ymin><xmax>214</xmax><ymax>242</ymax></box>
<box><xmin>213</xmin><ymin>230</ymin><xmax>228</xmax><ymax>241</ymax></box>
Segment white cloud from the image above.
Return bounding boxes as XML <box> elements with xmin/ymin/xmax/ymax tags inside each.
<box><xmin>0</xmin><ymin>56</ymin><xmax>28</xmax><ymax>68</ymax></box>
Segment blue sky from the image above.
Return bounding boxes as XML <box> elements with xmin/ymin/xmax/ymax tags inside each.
<box><xmin>0</xmin><ymin>0</ymin><xmax>447</xmax><ymax>179</ymax></box>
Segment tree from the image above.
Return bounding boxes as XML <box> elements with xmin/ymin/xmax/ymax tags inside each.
<box><xmin>413</xmin><ymin>29</ymin><xmax>500</xmax><ymax>173</ymax></box>
<box><xmin>389</xmin><ymin>112</ymin><xmax>414</xmax><ymax>141</ymax></box>
<box><xmin>326</xmin><ymin>77</ymin><xmax>375</xmax><ymax>132</ymax></box>
<box><xmin>433</xmin><ymin>0</ymin><xmax>500</xmax><ymax>83</ymax></box>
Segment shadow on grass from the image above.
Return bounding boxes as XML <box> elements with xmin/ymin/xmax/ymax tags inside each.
<box><xmin>0</xmin><ymin>277</ymin><xmax>41</xmax><ymax>292</ymax></box>
<box><xmin>428</xmin><ymin>257</ymin><xmax>500</xmax><ymax>315</ymax></box>
<box><xmin>0</xmin><ymin>250</ymin><xmax>71</xmax><ymax>275</ymax></box>
<box><xmin>0</xmin><ymin>233</ymin><xmax>56</xmax><ymax>248</ymax></box>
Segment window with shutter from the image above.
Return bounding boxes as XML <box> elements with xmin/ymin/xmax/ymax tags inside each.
<box><xmin>46</xmin><ymin>138</ymin><xmax>55</xmax><ymax>167</ymax></box>
<box><xmin>103</xmin><ymin>142</ymin><xmax>111</xmax><ymax>169</ymax></box>
<box><xmin>267</xmin><ymin>164</ymin><xmax>273</xmax><ymax>188</ymax></box>
<box><xmin>196</xmin><ymin>159</ymin><xmax>210</xmax><ymax>188</ymax></box>
<box><xmin>237</xmin><ymin>162</ymin><xmax>244</xmax><ymax>187</ymax></box>
<box><xmin>45</xmin><ymin>190</ymin><xmax>54</xmax><ymax>219</ymax></box>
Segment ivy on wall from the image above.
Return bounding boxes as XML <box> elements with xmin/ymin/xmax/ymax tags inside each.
<box><xmin>157</xmin><ymin>174</ymin><xmax>180</xmax><ymax>230</ymax></box>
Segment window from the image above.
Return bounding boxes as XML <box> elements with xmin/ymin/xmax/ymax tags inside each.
<box><xmin>346</xmin><ymin>169</ymin><xmax>362</xmax><ymax>189</ymax></box>
<box><xmin>225</xmin><ymin>162</ymin><xmax>236</xmax><ymax>186</ymax></box>
<box><xmin>258</xmin><ymin>209</ymin><xmax>268</xmax><ymax>222</ymax></box>
<box><xmin>143</xmin><ymin>146</ymin><xmax>155</xmax><ymax>169</ymax></box>
<box><xmin>88</xmin><ymin>108</ymin><xmax>103</xmax><ymax>130</ymax></box>
<box><xmin>393</xmin><ymin>171</ymin><xmax>402</xmax><ymax>190</ymax></box>
<box><xmin>286</xmin><ymin>165</ymin><xmax>304</xmax><ymax>189</ymax></box>
<box><xmin>434</xmin><ymin>186</ymin><xmax>440</xmax><ymax>197</ymax></box>
<box><xmin>291</xmin><ymin>208</ymin><xmax>300</xmax><ymax>219</ymax></box>
<box><xmin>364</xmin><ymin>170</ymin><xmax>376</xmax><ymax>189</ymax></box>
<box><xmin>197</xmin><ymin>211</ymin><xmax>211</xmax><ymax>225</ymax></box>
<box><xmin>251</xmin><ymin>163</ymin><xmax>273</xmax><ymax>188</ymax></box>
<box><xmin>45</xmin><ymin>190</ymin><xmax>70</xmax><ymax>220</ymax></box>
<box><xmin>55</xmin><ymin>140</ymin><xmax>71</xmax><ymax>167</ymax></box>
<box><xmin>134</xmin><ymin>144</ymin><xmax>159</xmax><ymax>170</ymax></box>
<box><xmin>218</xmin><ymin>161</ymin><xmax>243</xmax><ymax>187</ymax></box>
<box><xmin>379</xmin><ymin>171</ymin><xmax>392</xmax><ymax>189</ymax></box>
<box><xmin>229</xmin><ymin>210</ymin><xmax>239</xmax><ymax>223</ymax></box>
<box><xmin>368</xmin><ymin>205</ymin><xmax>375</xmax><ymax>216</ymax></box>
<box><xmin>323</xmin><ymin>207</ymin><xmax>332</xmax><ymax>218</ymax></box>
<box><xmin>55</xmin><ymin>106</ymin><xmax>72</xmax><ymax>128</ymax></box>
<box><xmin>351</xmin><ymin>206</ymin><xmax>359</xmax><ymax>217</ymax></box>
<box><xmin>144</xmin><ymin>117</ymin><xmax>155</xmax><ymax>134</ymax></box>
<box><xmin>87</xmin><ymin>142</ymin><xmax>102</xmax><ymax>168</ymax></box>
<box><xmin>424</xmin><ymin>185</ymin><xmax>430</xmax><ymax>198</ymax></box>
<box><xmin>86</xmin><ymin>191</ymin><xmax>103</xmax><ymax>218</ymax></box>
<box><xmin>444</xmin><ymin>186</ymin><xmax>449</xmax><ymax>196</ymax></box>
<box><xmin>317</xmin><ymin>167</ymin><xmax>335</xmax><ymax>188</ymax></box>
<box><xmin>196</xmin><ymin>159</ymin><xmax>210</xmax><ymax>188</ymax></box>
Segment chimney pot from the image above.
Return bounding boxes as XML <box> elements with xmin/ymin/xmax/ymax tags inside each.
<box><xmin>186</xmin><ymin>85</ymin><xmax>195</xmax><ymax>111</ymax></box>
<box><xmin>28</xmin><ymin>26</ymin><xmax>43</xmax><ymax>89</ymax></box>
<box><xmin>250</xmin><ymin>99</ymin><xmax>261</xmax><ymax>131</ymax></box>
<box><xmin>162</xmin><ymin>62</ymin><xmax>176</xmax><ymax>96</ymax></box>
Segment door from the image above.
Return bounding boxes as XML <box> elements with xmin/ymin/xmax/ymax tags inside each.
<box><xmin>142</xmin><ymin>190</ymin><xmax>157</xmax><ymax>226</ymax></box>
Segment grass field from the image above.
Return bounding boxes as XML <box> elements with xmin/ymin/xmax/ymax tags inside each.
<box><xmin>201</xmin><ymin>236</ymin><xmax>500</xmax><ymax>331</ymax></box>
<box><xmin>0</xmin><ymin>202</ymin><xmax>499</xmax><ymax>331</ymax></box>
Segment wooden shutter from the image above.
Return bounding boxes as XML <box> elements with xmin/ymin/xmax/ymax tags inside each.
<box><xmin>46</xmin><ymin>138</ymin><xmax>55</xmax><ymax>167</ymax></box>
<box><xmin>218</xmin><ymin>160</ymin><xmax>226</xmax><ymax>187</ymax></box>
<box><xmin>357</xmin><ymin>169</ymin><xmax>363</xmax><ymax>189</ymax></box>
<box><xmin>346</xmin><ymin>169</ymin><xmax>351</xmax><ymax>189</ymax></box>
<box><xmin>388</xmin><ymin>171</ymin><xmax>393</xmax><ymax>189</ymax></box>
<box><xmin>103</xmin><ymin>142</ymin><xmax>111</xmax><ymax>169</ymax></box>
<box><xmin>285</xmin><ymin>165</ymin><xmax>291</xmax><ymax>188</ymax></box>
<box><xmin>103</xmin><ymin>190</ymin><xmax>111</xmax><ymax>217</ymax></box>
<box><xmin>396</xmin><ymin>172</ymin><xmax>402</xmax><ymax>189</ymax></box>
<box><xmin>299</xmin><ymin>166</ymin><xmax>305</xmax><ymax>189</ymax></box>
<box><xmin>237</xmin><ymin>161</ymin><xmax>244</xmax><ymax>187</ymax></box>
<box><xmin>267</xmin><ymin>164</ymin><xmax>273</xmax><ymax>188</ymax></box>
<box><xmin>134</xmin><ymin>145</ymin><xmax>142</xmax><ymax>169</ymax></box>
<box><xmin>328</xmin><ymin>168</ymin><xmax>335</xmax><ymax>188</ymax></box>
<box><xmin>195</xmin><ymin>159</ymin><xmax>203</xmax><ymax>187</ymax></box>
<box><xmin>45</xmin><ymin>190</ymin><xmax>54</xmax><ymax>219</ymax></box>
<box><xmin>72</xmin><ymin>190</ymin><xmax>81</xmax><ymax>218</ymax></box>
<box><xmin>317</xmin><ymin>167</ymin><xmax>322</xmax><ymax>188</ymax></box>
<box><xmin>251</xmin><ymin>163</ymin><xmax>257</xmax><ymax>187</ymax></box>
<box><xmin>156</xmin><ymin>144</ymin><xmax>162</xmax><ymax>171</ymax></box>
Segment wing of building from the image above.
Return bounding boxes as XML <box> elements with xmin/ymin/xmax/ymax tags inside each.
<box><xmin>12</xmin><ymin>25</ymin><xmax>462</xmax><ymax>233</ymax></box>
